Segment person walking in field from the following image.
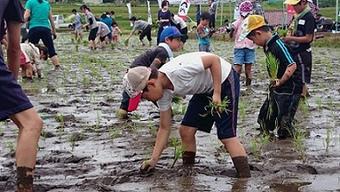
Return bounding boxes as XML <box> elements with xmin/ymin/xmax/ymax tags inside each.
<box><xmin>229</xmin><ymin>0</ymin><xmax>256</xmax><ymax>87</ymax></box>
<box><xmin>196</xmin><ymin>12</ymin><xmax>213</xmax><ymax>52</ymax></box>
<box><xmin>123</xmin><ymin>52</ymin><xmax>251</xmax><ymax>178</ymax></box>
<box><xmin>71</xmin><ymin>9</ymin><xmax>83</xmax><ymax>42</ymax></box>
<box><xmin>240</xmin><ymin>15</ymin><xmax>303</xmax><ymax>138</ymax></box>
<box><xmin>1</xmin><ymin>0</ymin><xmax>43</xmax><ymax>191</ymax></box>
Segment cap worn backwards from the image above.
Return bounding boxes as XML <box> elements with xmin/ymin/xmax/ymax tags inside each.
<box><xmin>160</xmin><ymin>26</ymin><xmax>183</xmax><ymax>42</ymax></box>
<box><xmin>123</xmin><ymin>66</ymin><xmax>151</xmax><ymax>98</ymax></box>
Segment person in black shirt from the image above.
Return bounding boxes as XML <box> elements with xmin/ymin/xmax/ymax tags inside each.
<box><xmin>241</xmin><ymin>15</ymin><xmax>302</xmax><ymax>139</ymax></box>
<box><xmin>283</xmin><ymin>0</ymin><xmax>316</xmax><ymax>97</ymax></box>
<box><xmin>117</xmin><ymin>27</ymin><xmax>183</xmax><ymax>119</ymax></box>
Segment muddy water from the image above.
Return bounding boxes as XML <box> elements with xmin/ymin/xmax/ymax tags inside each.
<box><xmin>0</xmin><ymin>34</ymin><xmax>339</xmax><ymax>191</ymax></box>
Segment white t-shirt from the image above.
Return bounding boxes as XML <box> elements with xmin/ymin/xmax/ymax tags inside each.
<box><xmin>157</xmin><ymin>52</ymin><xmax>232</xmax><ymax>111</ymax></box>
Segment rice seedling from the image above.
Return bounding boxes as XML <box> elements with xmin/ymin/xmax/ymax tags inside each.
<box><xmin>68</xmin><ymin>132</ymin><xmax>85</xmax><ymax>151</ymax></box>
<box><xmin>148</xmin><ymin>123</ymin><xmax>158</xmax><ymax>137</ymax></box>
<box><xmin>82</xmin><ymin>76</ymin><xmax>91</xmax><ymax>88</ymax></box>
<box><xmin>124</xmin><ymin>39</ymin><xmax>129</xmax><ymax>46</ymax></box>
<box><xmin>172</xmin><ymin>102</ymin><xmax>186</xmax><ymax>116</ymax></box>
<box><xmin>169</xmin><ymin>137</ymin><xmax>183</xmax><ymax>168</ymax></box>
<box><xmin>95</xmin><ymin>110</ymin><xmax>101</xmax><ymax>135</ymax></box>
<box><xmin>109</xmin><ymin>127</ymin><xmax>120</xmax><ymax>140</ymax></box>
<box><xmin>265</xmin><ymin>53</ymin><xmax>279</xmax><ymax>81</ymax></box>
<box><xmin>200</xmin><ymin>96</ymin><xmax>230</xmax><ymax>118</ymax></box>
<box><xmin>315</xmin><ymin>96</ymin><xmax>322</xmax><ymax>110</ymax></box>
<box><xmin>249</xmin><ymin>133</ymin><xmax>271</xmax><ymax>160</ymax></box>
<box><xmin>293</xmin><ymin>127</ymin><xmax>307</xmax><ymax>161</ymax></box>
<box><xmin>238</xmin><ymin>99</ymin><xmax>246</xmax><ymax>120</ymax></box>
<box><xmin>55</xmin><ymin>113</ymin><xmax>65</xmax><ymax>138</ymax></box>
<box><xmin>324</xmin><ymin>128</ymin><xmax>332</xmax><ymax>153</ymax></box>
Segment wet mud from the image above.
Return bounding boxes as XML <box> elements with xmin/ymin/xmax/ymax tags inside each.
<box><xmin>0</xmin><ymin>34</ymin><xmax>339</xmax><ymax>191</ymax></box>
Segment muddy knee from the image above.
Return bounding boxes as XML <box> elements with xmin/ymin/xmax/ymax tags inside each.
<box><xmin>182</xmin><ymin>151</ymin><xmax>196</xmax><ymax>165</ymax></box>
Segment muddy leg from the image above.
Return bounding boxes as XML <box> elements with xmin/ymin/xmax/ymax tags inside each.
<box><xmin>221</xmin><ymin>137</ymin><xmax>250</xmax><ymax>178</ymax></box>
<box><xmin>245</xmin><ymin>64</ymin><xmax>252</xmax><ymax>86</ymax></box>
<box><xmin>233</xmin><ymin>64</ymin><xmax>242</xmax><ymax>75</ymax></box>
<box><xmin>10</xmin><ymin>108</ymin><xmax>43</xmax><ymax>191</ymax></box>
<box><xmin>179</xmin><ymin>125</ymin><xmax>197</xmax><ymax>165</ymax></box>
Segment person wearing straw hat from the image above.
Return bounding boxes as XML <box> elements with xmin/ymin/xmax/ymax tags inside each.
<box><xmin>123</xmin><ymin>52</ymin><xmax>251</xmax><ymax>178</ymax></box>
<box><xmin>240</xmin><ymin>15</ymin><xmax>303</xmax><ymax>138</ymax></box>
<box><xmin>282</xmin><ymin>0</ymin><xmax>315</xmax><ymax>98</ymax></box>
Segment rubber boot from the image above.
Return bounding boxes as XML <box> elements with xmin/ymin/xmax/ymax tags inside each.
<box><xmin>182</xmin><ymin>151</ymin><xmax>196</xmax><ymax>165</ymax></box>
<box><xmin>17</xmin><ymin>166</ymin><xmax>34</xmax><ymax>192</ymax></box>
<box><xmin>231</xmin><ymin>156</ymin><xmax>251</xmax><ymax>178</ymax></box>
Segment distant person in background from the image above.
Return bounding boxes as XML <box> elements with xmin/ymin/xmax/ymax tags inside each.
<box><xmin>20</xmin><ymin>43</ymin><xmax>48</xmax><ymax>80</ymax></box>
<box><xmin>283</xmin><ymin>0</ymin><xmax>316</xmax><ymax>98</ymax></box>
<box><xmin>229</xmin><ymin>0</ymin><xmax>256</xmax><ymax>87</ymax></box>
<box><xmin>80</xmin><ymin>4</ymin><xmax>98</xmax><ymax>50</ymax></box>
<box><xmin>71</xmin><ymin>9</ymin><xmax>83</xmax><ymax>42</ymax></box>
<box><xmin>1</xmin><ymin>0</ymin><xmax>43</xmax><ymax>191</ymax></box>
<box><xmin>96</xmin><ymin>21</ymin><xmax>111</xmax><ymax>48</ymax></box>
<box><xmin>307</xmin><ymin>0</ymin><xmax>319</xmax><ymax>18</ymax></box>
<box><xmin>100</xmin><ymin>13</ymin><xmax>113</xmax><ymax>42</ymax></box>
<box><xmin>24</xmin><ymin>0</ymin><xmax>61</xmax><ymax>69</ymax></box>
<box><xmin>171</xmin><ymin>14</ymin><xmax>188</xmax><ymax>44</ymax></box>
<box><xmin>111</xmin><ymin>21</ymin><xmax>122</xmax><ymax>45</ymax></box>
<box><xmin>208</xmin><ymin>0</ymin><xmax>217</xmax><ymax>29</ymax></box>
<box><xmin>196</xmin><ymin>12</ymin><xmax>213</xmax><ymax>52</ymax></box>
<box><xmin>157</xmin><ymin>0</ymin><xmax>171</xmax><ymax>45</ymax></box>
<box><xmin>126</xmin><ymin>16</ymin><xmax>152</xmax><ymax>46</ymax></box>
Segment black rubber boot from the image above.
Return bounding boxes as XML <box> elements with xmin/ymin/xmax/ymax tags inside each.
<box><xmin>17</xmin><ymin>166</ymin><xmax>34</xmax><ymax>192</ymax></box>
<box><xmin>182</xmin><ymin>151</ymin><xmax>196</xmax><ymax>165</ymax></box>
<box><xmin>232</xmin><ymin>156</ymin><xmax>251</xmax><ymax>178</ymax></box>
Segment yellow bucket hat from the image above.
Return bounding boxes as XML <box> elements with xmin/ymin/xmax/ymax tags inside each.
<box><xmin>284</xmin><ymin>0</ymin><xmax>301</xmax><ymax>5</ymax></box>
<box><xmin>239</xmin><ymin>15</ymin><xmax>266</xmax><ymax>41</ymax></box>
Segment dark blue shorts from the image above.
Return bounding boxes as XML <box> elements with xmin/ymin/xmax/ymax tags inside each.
<box><xmin>28</xmin><ymin>26</ymin><xmax>57</xmax><ymax>58</ymax></box>
<box><xmin>181</xmin><ymin>70</ymin><xmax>240</xmax><ymax>139</ymax></box>
<box><xmin>0</xmin><ymin>57</ymin><xmax>33</xmax><ymax>121</ymax></box>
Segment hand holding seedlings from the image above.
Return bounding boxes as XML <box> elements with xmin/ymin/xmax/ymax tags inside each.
<box><xmin>212</xmin><ymin>93</ymin><xmax>222</xmax><ymax>113</ymax></box>
<box><xmin>140</xmin><ymin>159</ymin><xmax>156</xmax><ymax>174</ymax></box>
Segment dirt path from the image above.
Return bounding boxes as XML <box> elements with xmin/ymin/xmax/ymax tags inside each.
<box><xmin>0</xmin><ymin>34</ymin><xmax>339</xmax><ymax>191</ymax></box>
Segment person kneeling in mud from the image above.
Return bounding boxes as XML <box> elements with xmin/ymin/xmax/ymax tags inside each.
<box><xmin>241</xmin><ymin>15</ymin><xmax>303</xmax><ymax>138</ymax></box>
<box><xmin>123</xmin><ymin>52</ymin><xmax>251</xmax><ymax>178</ymax></box>
<box><xmin>20</xmin><ymin>43</ymin><xmax>48</xmax><ymax>80</ymax></box>
<box><xmin>117</xmin><ymin>26</ymin><xmax>183</xmax><ymax>119</ymax></box>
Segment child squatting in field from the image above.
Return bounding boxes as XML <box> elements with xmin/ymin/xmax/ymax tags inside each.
<box><xmin>123</xmin><ymin>52</ymin><xmax>251</xmax><ymax>178</ymax></box>
<box><xmin>241</xmin><ymin>15</ymin><xmax>303</xmax><ymax>138</ymax></box>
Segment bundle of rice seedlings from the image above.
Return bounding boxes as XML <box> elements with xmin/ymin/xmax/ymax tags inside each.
<box><xmin>200</xmin><ymin>96</ymin><xmax>231</xmax><ymax>118</ymax></box>
<box><xmin>265</xmin><ymin>53</ymin><xmax>279</xmax><ymax>80</ymax></box>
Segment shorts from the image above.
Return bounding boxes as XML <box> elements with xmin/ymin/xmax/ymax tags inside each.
<box><xmin>181</xmin><ymin>69</ymin><xmax>240</xmax><ymax>139</ymax></box>
<box><xmin>199</xmin><ymin>44</ymin><xmax>211</xmax><ymax>52</ymax></box>
<box><xmin>0</xmin><ymin>57</ymin><xmax>33</xmax><ymax>121</ymax></box>
<box><xmin>296</xmin><ymin>48</ymin><xmax>312</xmax><ymax>84</ymax></box>
<box><xmin>28</xmin><ymin>26</ymin><xmax>57</xmax><ymax>58</ymax></box>
<box><xmin>88</xmin><ymin>27</ymin><xmax>98</xmax><ymax>41</ymax></box>
<box><xmin>233</xmin><ymin>48</ymin><xmax>255</xmax><ymax>65</ymax></box>
<box><xmin>74</xmin><ymin>26</ymin><xmax>82</xmax><ymax>33</ymax></box>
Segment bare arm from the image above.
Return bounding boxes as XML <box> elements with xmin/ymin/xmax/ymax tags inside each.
<box><xmin>150</xmin><ymin>108</ymin><xmax>172</xmax><ymax>163</ymax></box>
<box><xmin>24</xmin><ymin>9</ymin><xmax>30</xmax><ymax>22</ymax></box>
<box><xmin>149</xmin><ymin>58</ymin><xmax>162</xmax><ymax>69</ymax></box>
<box><xmin>201</xmin><ymin>55</ymin><xmax>222</xmax><ymax>106</ymax></box>
<box><xmin>274</xmin><ymin>63</ymin><xmax>297</xmax><ymax>87</ymax></box>
<box><xmin>7</xmin><ymin>21</ymin><xmax>22</xmax><ymax>79</ymax></box>
<box><xmin>48</xmin><ymin>10</ymin><xmax>56</xmax><ymax>35</ymax></box>
<box><xmin>283</xmin><ymin>34</ymin><xmax>314</xmax><ymax>44</ymax></box>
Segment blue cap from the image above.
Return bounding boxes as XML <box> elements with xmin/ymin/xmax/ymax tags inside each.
<box><xmin>160</xmin><ymin>26</ymin><xmax>183</xmax><ymax>42</ymax></box>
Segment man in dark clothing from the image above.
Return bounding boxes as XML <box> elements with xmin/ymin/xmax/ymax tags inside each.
<box><xmin>0</xmin><ymin>0</ymin><xmax>43</xmax><ymax>191</ymax></box>
<box><xmin>283</xmin><ymin>0</ymin><xmax>316</xmax><ymax>97</ymax></box>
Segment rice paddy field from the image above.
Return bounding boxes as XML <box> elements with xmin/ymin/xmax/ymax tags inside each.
<box><xmin>0</xmin><ymin>31</ymin><xmax>339</xmax><ymax>191</ymax></box>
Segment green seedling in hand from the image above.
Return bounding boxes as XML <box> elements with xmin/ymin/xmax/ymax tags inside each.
<box><xmin>200</xmin><ymin>96</ymin><xmax>230</xmax><ymax>118</ymax></box>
